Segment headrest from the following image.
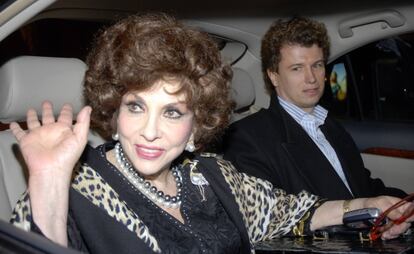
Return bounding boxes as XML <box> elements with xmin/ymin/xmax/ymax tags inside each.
<box><xmin>0</xmin><ymin>56</ymin><xmax>87</xmax><ymax>123</ymax></box>
<box><xmin>231</xmin><ymin>67</ymin><xmax>255</xmax><ymax>110</ymax></box>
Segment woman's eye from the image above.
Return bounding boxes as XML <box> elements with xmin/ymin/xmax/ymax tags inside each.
<box><xmin>164</xmin><ymin>109</ymin><xmax>183</xmax><ymax>119</ymax></box>
<box><xmin>126</xmin><ymin>102</ymin><xmax>143</xmax><ymax>113</ymax></box>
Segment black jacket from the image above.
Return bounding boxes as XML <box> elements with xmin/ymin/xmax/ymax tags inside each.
<box><xmin>11</xmin><ymin>142</ymin><xmax>318</xmax><ymax>254</ymax></box>
<box><xmin>223</xmin><ymin>94</ymin><xmax>406</xmax><ymax>200</ymax></box>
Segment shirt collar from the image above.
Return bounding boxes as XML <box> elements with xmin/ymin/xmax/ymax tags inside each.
<box><xmin>278</xmin><ymin>96</ymin><xmax>328</xmax><ymax>127</ymax></box>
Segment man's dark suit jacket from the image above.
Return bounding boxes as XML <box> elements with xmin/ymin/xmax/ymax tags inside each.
<box><xmin>223</xmin><ymin>94</ymin><xmax>406</xmax><ymax>200</ymax></box>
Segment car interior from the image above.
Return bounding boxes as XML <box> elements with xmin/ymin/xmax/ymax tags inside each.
<box><xmin>0</xmin><ymin>0</ymin><xmax>413</xmax><ymax>251</ymax></box>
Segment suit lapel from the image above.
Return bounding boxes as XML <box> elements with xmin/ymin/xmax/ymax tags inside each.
<box><xmin>276</xmin><ymin>104</ymin><xmax>353</xmax><ymax>199</ymax></box>
<box><xmin>321</xmin><ymin>120</ymin><xmax>361</xmax><ymax>196</ymax></box>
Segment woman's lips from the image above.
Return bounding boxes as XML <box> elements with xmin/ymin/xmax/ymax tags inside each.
<box><xmin>135</xmin><ymin>145</ymin><xmax>164</xmax><ymax>160</ymax></box>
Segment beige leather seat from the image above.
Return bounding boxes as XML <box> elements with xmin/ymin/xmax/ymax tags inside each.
<box><xmin>0</xmin><ymin>56</ymin><xmax>255</xmax><ymax>221</ymax></box>
<box><xmin>0</xmin><ymin>56</ymin><xmax>105</xmax><ymax>221</ymax></box>
<box><xmin>230</xmin><ymin>67</ymin><xmax>255</xmax><ymax>121</ymax></box>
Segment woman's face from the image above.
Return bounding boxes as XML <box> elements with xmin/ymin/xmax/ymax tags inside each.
<box><xmin>116</xmin><ymin>80</ymin><xmax>194</xmax><ymax>179</ymax></box>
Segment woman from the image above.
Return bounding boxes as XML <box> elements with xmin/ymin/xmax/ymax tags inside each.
<box><xmin>9</xmin><ymin>13</ymin><xmax>412</xmax><ymax>254</ymax></box>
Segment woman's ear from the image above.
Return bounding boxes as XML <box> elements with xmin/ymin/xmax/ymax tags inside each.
<box><xmin>267</xmin><ymin>69</ymin><xmax>279</xmax><ymax>87</ymax></box>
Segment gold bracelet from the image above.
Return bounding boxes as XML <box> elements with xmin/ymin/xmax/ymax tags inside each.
<box><xmin>343</xmin><ymin>199</ymin><xmax>351</xmax><ymax>214</ymax></box>
<box><xmin>292</xmin><ymin>210</ymin><xmax>310</xmax><ymax>236</ymax></box>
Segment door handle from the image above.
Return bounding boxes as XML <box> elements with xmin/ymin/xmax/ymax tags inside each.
<box><xmin>339</xmin><ymin>10</ymin><xmax>405</xmax><ymax>38</ymax></box>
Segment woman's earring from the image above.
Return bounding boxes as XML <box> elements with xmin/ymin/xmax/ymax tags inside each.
<box><xmin>185</xmin><ymin>140</ymin><xmax>195</xmax><ymax>152</ymax></box>
<box><xmin>112</xmin><ymin>133</ymin><xmax>119</xmax><ymax>141</ymax></box>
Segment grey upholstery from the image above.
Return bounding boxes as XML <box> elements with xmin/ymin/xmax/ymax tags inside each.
<box><xmin>0</xmin><ymin>56</ymin><xmax>256</xmax><ymax>221</ymax></box>
<box><xmin>0</xmin><ymin>56</ymin><xmax>87</xmax><ymax>122</ymax></box>
<box><xmin>0</xmin><ymin>131</ymin><xmax>28</xmax><ymax>220</ymax></box>
<box><xmin>231</xmin><ymin>67</ymin><xmax>255</xmax><ymax>111</ymax></box>
<box><xmin>0</xmin><ymin>56</ymin><xmax>105</xmax><ymax>221</ymax></box>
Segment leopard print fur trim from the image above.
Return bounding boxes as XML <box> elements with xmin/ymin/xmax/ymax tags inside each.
<box><xmin>215</xmin><ymin>159</ymin><xmax>318</xmax><ymax>243</ymax></box>
<box><xmin>72</xmin><ymin>164</ymin><xmax>161</xmax><ymax>253</ymax></box>
<box><xmin>10</xmin><ymin>190</ymin><xmax>31</xmax><ymax>231</ymax></box>
<box><xmin>10</xmin><ymin>165</ymin><xmax>161</xmax><ymax>253</ymax></box>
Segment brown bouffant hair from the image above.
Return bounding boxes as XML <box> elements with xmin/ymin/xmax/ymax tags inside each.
<box><xmin>261</xmin><ymin>17</ymin><xmax>330</xmax><ymax>95</ymax></box>
<box><xmin>84</xmin><ymin>13</ymin><xmax>234</xmax><ymax>151</ymax></box>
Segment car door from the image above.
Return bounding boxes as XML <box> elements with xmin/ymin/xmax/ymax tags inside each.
<box><xmin>321</xmin><ymin>34</ymin><xmax>414</xmax><ymax>193</ymax></box>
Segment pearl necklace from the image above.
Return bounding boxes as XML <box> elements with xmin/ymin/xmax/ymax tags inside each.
<box><xmin>114</xmin><ymin>142</ymin><xmax>182</xmax><ymax>209</ymax></box>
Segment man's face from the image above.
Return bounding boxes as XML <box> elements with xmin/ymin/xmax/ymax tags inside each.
<box><xmin>268</xmin><ymin>44</ymin><xmax>325</xmax><ymax>113</ymax></box>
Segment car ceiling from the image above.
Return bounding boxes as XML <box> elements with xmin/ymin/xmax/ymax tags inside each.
<box><xmin>37</xmin><ymin>0</ymin><xmax>414</xmax><ymax>59</ymax></box>
<box><xmin>45</xmin><ymin>0</ymin><xmax>414</xmax><ymax>17</ymax></box>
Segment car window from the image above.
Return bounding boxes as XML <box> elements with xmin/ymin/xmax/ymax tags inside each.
<box><xmin>320</xmin><ymin>58</ymin><xmax>360</xmax><ymax>120</ymax></box>
<box><xmin>0</xmin><ymin>19</ymin><xmax>106</xmax><ymax>65</ymax></box>
<box><xmin>322</xmin><ymin>33</ymin><xmax>414</xmax><ymax>123</ymax></box>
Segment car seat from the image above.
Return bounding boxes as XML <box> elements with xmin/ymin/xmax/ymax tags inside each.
<box><xmin>0</xmin><ymin>56</ymin><xmax>105</xmax><ymax>221</ymax></box>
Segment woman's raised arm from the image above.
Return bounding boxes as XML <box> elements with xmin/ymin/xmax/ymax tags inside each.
<box><xmin>10</xmin><ymin>101</ymin><xmax>91</xmax><ymax>246</ymax></box>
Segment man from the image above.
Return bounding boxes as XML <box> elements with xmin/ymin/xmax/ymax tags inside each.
<box><xmin>223</xmin><ymin>17</ymin><xmax>406</xmax><ymax>199</ymax></box>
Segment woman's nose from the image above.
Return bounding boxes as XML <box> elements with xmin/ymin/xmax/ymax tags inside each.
<box><xmin>140</xmin><ymin>115</ymin><xmax>160</xmax><ymax>141</ymax></box>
